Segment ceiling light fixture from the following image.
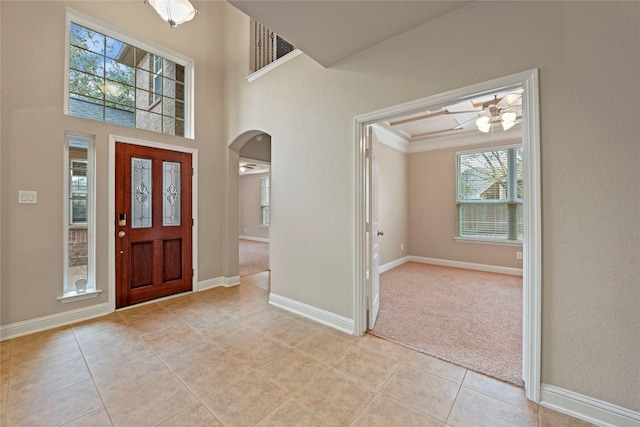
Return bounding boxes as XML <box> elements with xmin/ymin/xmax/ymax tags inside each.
<box><xmin>145</xmin><ymin>0</ymin><xmax>198</xmax><ymax>28</ymax></box>
<box><xmin>476</xmin><ymin>106</ymin><xmax>519</xmax><ymax>134</ymax></box>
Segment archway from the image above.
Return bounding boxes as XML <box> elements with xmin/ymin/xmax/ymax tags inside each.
<box><xmin>225</xmin><ymin>130</ymin><xmax>272</xmax><ymax>281</ymax></box>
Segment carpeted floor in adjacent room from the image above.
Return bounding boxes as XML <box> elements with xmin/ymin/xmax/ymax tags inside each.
<box><xmin>239</xmin><ymin>239</ymin><xmax>269</xmax><ymax>277</ymax></box>
<box><xmin>370</xmin><ymin>262</ymin><xmax>523</xmax><ymax>387</ymax></box>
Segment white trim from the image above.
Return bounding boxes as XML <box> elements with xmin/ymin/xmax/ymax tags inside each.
<box><xmin>454</xmin><ymin>237</ymin><xmax>523</xmax><ymax>247</ymax></box>
<box><xmin>354</xmin><ymin>69</ymin><xmax>541</xmax><ymax>401</ymax></box>
<box><xmin>197</xmin><ymin>276</ymin><xmax>241</xmax><ymax>292</ymax></box>
<box><xmin>239</xmin><ymin>235</ymin><xmax>270</xmax><ymax>243</ymax></box>
<box><xmin>108</xmin><ymin>135</ymin><xmax>199</xmax><ymax>313</ymax></box>
<box><xmin>0</xmin><ymin>303</ymin><xmax>110</xmax><ymax>341</ymax></box>
<box><xmin>57</xmin><ymin>289</ymin><xmax>103</xmax><ymax>303</ymax></box>
<box><xmin>408</xmin><ymin>256</ymin><xmax>523</xmax><ymax>276</ymax></box>
<box><xmin>247</xmin><ymin>49</ymin><xmax>303</xmax><ymax>83</ymax></box>
<box><xmin>371</xmin><ymin>124</ymin><xmax>409</xmax><ymax>152</ymax></box>
<box><xmin>379</xmin><ymin>256</ymin><xmax>410</xmax><ymax>273</ymax></box>
<box><xmin>541</xmin><ymin>384</ymin><xmax>640</xmax><ymax>427</ymax></box>
<box><xmin>269</xmin><ymin>293</ymin><xmax>354</xmax><ymax>335</ymax></box>
<box><xmin>407</xmin><ymin>126</ymin><xmax>522</xmax><ymax>153</ymax></box>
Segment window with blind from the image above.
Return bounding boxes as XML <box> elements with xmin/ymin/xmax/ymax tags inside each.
<box><xmin>261</xmin><ymin>176</ymin><xmax>270</xmax><ymax>226</ymax></box>
<box><xmin>456</xmin><ymin>146</ymin><xmax>523</xmax><ymax>242</ymax></box>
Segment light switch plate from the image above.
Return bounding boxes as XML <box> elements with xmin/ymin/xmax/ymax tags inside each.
<box><xmin>18</xmin><ymin>190</ymin><xmax>37</xmax><ymax>204</ymax></box>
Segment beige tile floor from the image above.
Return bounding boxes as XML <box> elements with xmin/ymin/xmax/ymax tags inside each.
<box><xmin>0</xmin><ymin>272</ymin><xmax>596</xmax><ymax>427</ymax></box>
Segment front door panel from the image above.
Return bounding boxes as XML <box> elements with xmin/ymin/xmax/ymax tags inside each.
<box><xmin>115</xmin><ymin>142</ymin><xmax>192</xmax><ymax>308</ymax></box>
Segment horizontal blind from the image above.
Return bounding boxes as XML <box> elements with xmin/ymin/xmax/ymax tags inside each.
<box><xmin>457</xmin><ymin>147</ymin><xmax>523</xmax><ymax>240</ymax></box>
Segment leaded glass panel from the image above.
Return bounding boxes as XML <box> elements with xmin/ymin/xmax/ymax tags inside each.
<box><xmin>132</xmin><ymin>157</ymin><xmax>152</xmax><ymax>228</ymax></box>
<box><xmin>163</xmin><ymin>161</ymin><xmax>181</xmax><ymax>226</ymax></box>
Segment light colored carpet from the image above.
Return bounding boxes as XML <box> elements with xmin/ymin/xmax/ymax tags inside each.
<box><xmin>239</xmin><ymin>239</ymin><xmax>269</xmax><ymax>277</ymax></box>
<box><xmin>370</xmin><ymin>262</ymin><xmax>523</xmax><ymax>387</ymax></box>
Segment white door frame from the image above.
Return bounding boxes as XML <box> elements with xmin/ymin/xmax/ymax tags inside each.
<box><xmin>353</xmin><ymin>69</ymin><xmax>542</xmax><ymax>402</ymax></box>
<box><xmin>108</xmin><ymin>135</ymin><xmax>199</xmax><ymax>313</ymax></box>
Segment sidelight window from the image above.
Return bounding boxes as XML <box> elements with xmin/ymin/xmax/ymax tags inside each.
<box><xmin>61</xmin><ymin>133</ymin><xmax>100</xmax><ymax>302</ymax></box>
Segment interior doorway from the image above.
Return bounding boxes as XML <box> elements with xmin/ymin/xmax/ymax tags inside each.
<box><xmin>355</xmin><ymin>69</ymin><xmax>542</xmax><ymax>401</ymax></box>
<box><xmin>229</xmin><ymin>131</ymin><xmax>272</xmax><ymax>280</ymax></box>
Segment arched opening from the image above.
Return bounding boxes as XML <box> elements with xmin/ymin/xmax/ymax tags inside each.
<box><xmin>226</xmin><ymin>130</ymin><xmax>272</xmax><ymax>283</ymax></box>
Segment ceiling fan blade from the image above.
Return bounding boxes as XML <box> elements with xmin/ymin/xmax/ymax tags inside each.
<box><xmin>444</xmin><ymin>110</ymin><xmax>481</xmax><ymax>115</ymax></box>
<box><xmin>453</xmin><ymin>115</ymin><xmax>479</xmax><ymax>130</ymax></box>
<box><xmin>497</xmin><ymin>93</ymin><xmax>522</xmax><ymax>107</ymax></box>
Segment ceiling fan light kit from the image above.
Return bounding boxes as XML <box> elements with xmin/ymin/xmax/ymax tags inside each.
<box><xmin>145</xmin><ymin>0</ymin><xmax>198</xmax><ymax>28</ymax></box>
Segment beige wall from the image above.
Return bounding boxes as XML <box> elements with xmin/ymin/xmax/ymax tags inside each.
<box><xmin>408</xmin><ymin>142</ymin><xmax>523</xmax><ymax>269</ymax></box>
<box><xmin>222</xmin><ymin>1</ymin><xmax>640</xmax><ymax>412</ymax></box>
<box><xmin>1</xmin><ymin>0</ymin><xmax>224</xmax><ymax>324</ymax></box>
<box><xmin>377</xmin><ymin>141</ymin><xmax>408</xmax><ymax>266</ymax></box>
<box><xmin>239</xmin><ymin>172</ymin><xmax>270</xmax><ymax>240</ymax></box>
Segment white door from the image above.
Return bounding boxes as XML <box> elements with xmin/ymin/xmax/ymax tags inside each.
<box><xmin>367</xmin><ymin>126</ymin><xmax>381</xmax><ymax>328</ymax></box>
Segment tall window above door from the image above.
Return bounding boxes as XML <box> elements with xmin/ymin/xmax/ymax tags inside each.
<box><xmin>456</xmin><ymin>145</ymin><xmax>523</xmax><ymax>243</ymax></box>
<box><xmin>65</xmin><ymin>10</ymin><xmax>194</xmax><ymax>138</ymax></box>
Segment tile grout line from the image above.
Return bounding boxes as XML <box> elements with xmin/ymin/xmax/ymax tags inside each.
<box><xmin>444</xmin><ymin>368</ymin><xmax>468</xmax><ymax>425</ymax></box>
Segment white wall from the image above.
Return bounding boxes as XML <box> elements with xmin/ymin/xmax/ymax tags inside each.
<box><xmin>1</xmin><ymin>0</ymin><xmax>224</xmax><ymax>324</ymax></box>
<box><xmin>222</xmin><ymin>1</ymin><xmax>640</xmax><ymax>413</ymax></box>
<box><xmin>377</xmin><ymin>141</ymin><xmax>408</xmax><ymax>266</ymax></box>
<box><xmin>239</xmin><ymin>172</ymin><xmax>270</xmax><ymax>240</ymax></box>
<box><xmin>408</xmin><ymin>141</ymin><xmax>523</xmax><ymax>269</ymax></box>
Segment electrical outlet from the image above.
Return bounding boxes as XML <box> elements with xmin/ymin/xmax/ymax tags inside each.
<box><xmin>401</xmin><ymin>244</ymin><xmax>404</xmax><ymax>251</ymax></box>
<box><xmin>516</xmin><ymin>252</ymin><xmax>523</xmax><ymax>260</ymax></box>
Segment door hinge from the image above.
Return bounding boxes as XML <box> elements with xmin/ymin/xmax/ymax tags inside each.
<box><xmin>192</xmin><ymin>218</ymin><xmax>194</xmax><ymax>226</ymax></box>
<box><xmin>365</xmin><ymin>148</ymin><xmax>371</xmax><ymax>158</ymax></box>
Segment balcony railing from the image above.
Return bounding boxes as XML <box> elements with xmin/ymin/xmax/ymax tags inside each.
<box><xmin>250</xmin><ymin>19</ymin><xmax>295</xmax><ymax>74</ymax></box>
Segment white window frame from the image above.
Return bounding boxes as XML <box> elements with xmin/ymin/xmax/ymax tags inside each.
<box><xmin>60</xmin><ymin>132</ymin><xmax>101</xmax><ymax>303</ymax></box>
<box><xmin>153</xmin><ymin>54</ymin><xmax>163</xmax><ymax>103</ymax></box>
<box><xmin>455</xmin><ymin>143</ymin><xmax>523</xmax><ymax>245</ymax></box>
<box><xmin>69</xmin><ymin>159</ymin><xmax>88</xmax><ymax>226</ymax></box>
<box><xmin>64</xmin><ymin>8</ymin><xmax>195</xmax><ymax>139</ymax></box>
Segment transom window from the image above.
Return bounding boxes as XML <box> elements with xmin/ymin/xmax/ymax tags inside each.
<box><xmin>65</xmin><ymin>11</ymin><xmax>193</xmax><ymax>138</ymax></box>
<box><xmin>456</xmin><ymin>146</ymin><xmax>523</xmax><ymax>242</ymax></box>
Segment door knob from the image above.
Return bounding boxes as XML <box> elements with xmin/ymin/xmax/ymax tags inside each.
<box><xmin>118</xmin><ymin>231</ymin><xmax>126</xmax><ymax>238</ymax></box>
<box><xmin>377</xmin><ymin>231</ymin><xmax>384</xmax><ymax>236</ymax></box>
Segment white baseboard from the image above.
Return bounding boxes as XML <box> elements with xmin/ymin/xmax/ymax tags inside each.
<box><xmin>198</xmin><ymin>276</ymin><xmax>241</xmax><ymax>291</ymax></box>
<box><xmin>239</xmin><ymin>236</ymin><xmax>269</xmax><ymax>243</ymax></box>
<box><xmin>0</xmin><ymin>303</ymin><xmax>110</xmax><ymax>341</ymax></box>
<box><xmin>541</xmin><ymin>384</ymin><xmax>640</xmax><ymax>427</ymax></box>
<box><xmin>407</xmin><ymin>256</ymin><xmax>523</xmax><ymax>276</ymax></box>
<box><xmin>269</xmin><ymin>293</ymin><xmax>354</xmax><ymax>335</ymax></box>
<box><xmin>380</xmin><ymin>256</ymin><xmax>410</xmax><ymax>273</ymax></box>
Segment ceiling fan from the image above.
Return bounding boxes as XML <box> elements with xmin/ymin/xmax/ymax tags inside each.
<box><xmin>450</xmin><ymin>93</ymin><xmax>522</xmax><ymax>133</ymax></box>
<box><xmin>239</xmin><ymin>162</ymin><xmax>257</xmax><ymax>173</ymax></box>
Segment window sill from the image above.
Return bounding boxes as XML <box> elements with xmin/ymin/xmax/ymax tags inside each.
<box><xmin>454</xmin><ymin>237</ymin><xmax>523</xmax><ymax>247</ymax></box>
<box><xmin>57</xmin><ymin>289</ymin><xmax>102</xmax><ymax>304</ymax></box>
<box><xmin>247</xmin><ymin>49</ymin><xmax>303</xmax><ymax>83</ymax></box>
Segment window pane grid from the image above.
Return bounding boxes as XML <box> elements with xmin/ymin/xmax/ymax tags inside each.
<box><xmin>68</xmin><ymin>22</ymin><xmax>189</xmax><ymax>137</ymax></box>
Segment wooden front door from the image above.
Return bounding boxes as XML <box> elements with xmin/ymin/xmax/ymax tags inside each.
<box><xmin>115</xmin><ymin>142</ymin><xmax>192</xmax><ymax>308</ymax></box>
